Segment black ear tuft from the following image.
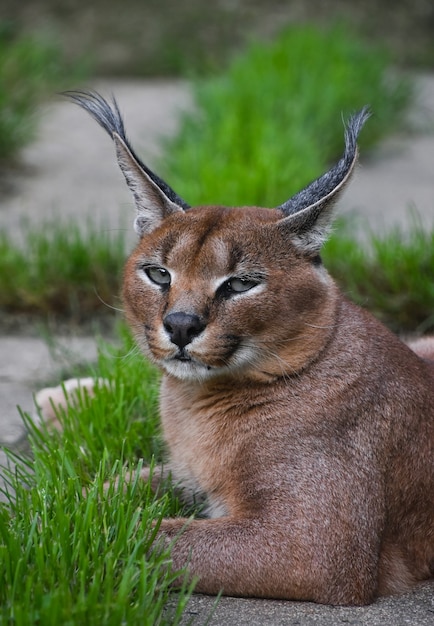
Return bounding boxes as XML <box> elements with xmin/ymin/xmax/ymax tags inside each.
<box><xmin>277</xmin><ymin>107</ymin><xmax>370</xmax><ymax>218</ymax></box>
<box><xmin>274</xmin><ymin>107</ymin><xmax>370</xmax><ymax>253</ymax></box>
<box><xmin>63</xmin><ymin>90</ymin><xmax>190</xmax><ymax>211</ymax></box>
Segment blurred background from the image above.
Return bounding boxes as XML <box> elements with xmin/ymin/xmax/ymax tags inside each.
<box><xmin>1</xmin><ymin>0</ymin><xmax>434</xmax><ymax>76</ymax></box>
<box><xmin>0</xmin><ymin>1</ymin><xmax>433</xmax><ymax>333</ymax></box>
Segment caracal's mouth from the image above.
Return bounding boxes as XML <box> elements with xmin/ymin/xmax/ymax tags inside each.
<box><xmin>174</xmin><ymin>349</ymin><xmax>193</xmax><ymax>363</ymax></box>
<box><xmin>160</xmin><ymin>343</ymin><xmax>260</xmax><ymax>382</ymax></box>
<box><xmin>162</xmin><ymin>354</ymin><xmax>212</xmax><ymax>381</ymax></box>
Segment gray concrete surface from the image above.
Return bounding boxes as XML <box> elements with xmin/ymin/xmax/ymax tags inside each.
<box><xmin>1</xmin><ymin>76</ymin><xmax>434</xmax><ymax>624</ymax></box>
<box><xmin>0</xmin><ymin>336</ymin><xmax>99</xmax><ymax>444</ymax></box>
<box><xmin>183</xmin><ymin>584</ymin><xmax>434</xmax><ymax>625</ymax></box>
<box><xmin>339</xmin><ymin>72</ymin><xmax>434</xmax><ymax>234</ymax></box>
<box><xmin>1</xmin><ymin>75</ymin><xmax>433</xmax><ymax>245</ymax></box>
<box><xmin>0</xmin><ymin>79</ymin><xmax>192</xmax><ymax>247</ymax></box>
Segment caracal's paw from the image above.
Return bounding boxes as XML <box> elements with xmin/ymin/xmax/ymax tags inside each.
<box><xmin>34</xmin><ymin>377</ymin><xmax>108</xmax><ymax>431</ymax></box>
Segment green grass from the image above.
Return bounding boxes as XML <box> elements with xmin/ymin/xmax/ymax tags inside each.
<box><xmin>160</xmin><ymin>23</ymin><xmax>411</xmax><ymax>208</ymax></box>
<box><xmin>0</xmin><ymin>327</ymin><xmax>201</xmax><ymax>625</ymax></box>
<box><xmin>1</xmin><ymin>215</ymin><xmax>433</xmax><ymax>335</ymax></box>
<box><xmin>0</xmin><ymin>220</ymin><xmax>126</xmax><ymax>322</ymax></box>
<box><xmin>0</xmin><ymin>22</ymin><xmax>87</xmax><ymax>162</ymax></box>
<box><xmin>323</xmin><ymin>218</ymin><xmax>434</xmax><ymax>335</ymax></box>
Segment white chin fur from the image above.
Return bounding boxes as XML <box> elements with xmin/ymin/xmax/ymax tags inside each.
<box><xmin>161</xmin><ymin>345</ymin><xmax>259</xmax><ymax>382</ymax></box>
<box><xmin>162</xmin><ymin>359</ymin><xmax>217</xmax><ymax>382</ymax></box>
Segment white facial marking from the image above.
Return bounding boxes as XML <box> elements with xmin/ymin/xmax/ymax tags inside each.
<box><xmin>160</xmin><ymin>341</ymin><xmax>261</xmax><ymax>382</ymax></box>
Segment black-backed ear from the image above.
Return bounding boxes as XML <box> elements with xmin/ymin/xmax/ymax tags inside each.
<box><xmin>63</xmin><ymin>90</ymin><xmax>190</xmax><ymax>235</ymax></box>
<box><xmin>275</xmin><ymin>107</ymin><xmax>370</xmax><ymax>254</ymax></box>
<box><xmin>112</xmin><ymin>132</ymin><xmax>184</xmax><ymax>234</ymax></box>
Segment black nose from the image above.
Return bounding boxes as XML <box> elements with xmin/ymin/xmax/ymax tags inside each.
<box><xmin>163</xmin><ymin>312</ymin><xmax>206</xmax><ymax>349</ymax></box>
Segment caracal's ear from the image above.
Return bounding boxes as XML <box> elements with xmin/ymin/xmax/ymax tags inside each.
<box><xmin>64</xmin><ymin>90</ymin><xmax>189</xmax><ymax>235</ymax></box>
<box><xmin>275</xmin><ymin>107</ymin><xmax>370</xmax><ymax>254</ymax></box>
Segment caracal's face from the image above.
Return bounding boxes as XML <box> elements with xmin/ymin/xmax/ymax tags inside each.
<box><xmin>123</xmin><ymin>205</ymin><xmax>333</xmax><ymax>382</ymax></box>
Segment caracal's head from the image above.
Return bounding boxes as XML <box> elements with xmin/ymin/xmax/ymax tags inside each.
<box><xmin>66</xmin><ymin>91</ymin><xmax>368</xmax><ymax>382</ymax></box>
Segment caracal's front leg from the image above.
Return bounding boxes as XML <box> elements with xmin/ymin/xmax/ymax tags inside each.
<box><xmin>152</xmin><ymin>512</ymin><xmax>380</xmax><ymax>605</ymax></box>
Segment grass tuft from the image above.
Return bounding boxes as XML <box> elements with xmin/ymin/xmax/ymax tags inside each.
<box><xmin>161</xmin><ymin>23</ymin><xmax>411</xmax><ymax>208</ymax></box>
<box><xmin>324</xmin><ymin>217</ymin><xmax>434</xmax><ymax>335</ymax></box>
<box><xmin>0</xmin><ymin>220</ymin><xmax>126</xmax><ymax>322</ymax></box>
<box><xmin>0</xmin><ymin>328</ymin><xmax>198</xmax><ymax>625</ymax></box>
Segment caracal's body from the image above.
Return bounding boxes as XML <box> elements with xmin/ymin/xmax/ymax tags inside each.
<box><xmin>42</xmin><ymin>92</ymin><xmax>434</xmax><ymax>605</ymax></box>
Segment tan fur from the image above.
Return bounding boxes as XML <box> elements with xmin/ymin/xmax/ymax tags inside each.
<box><xmin>117</xmin><ymin>203</ymin><xmax>434</xmax><ymax>605</ymax></box>
<box><xmin>38</xmin><ymin>95</ymin><xmax>434</xmax><ymax>605</ymax></box>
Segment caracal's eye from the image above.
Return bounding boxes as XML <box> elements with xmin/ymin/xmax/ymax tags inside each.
<box><xmin>224</xmin><ymin>277</ymin><xmax>259</xmax><ymax>294</ymax></box>
<box><xmin>144</xmin><ymin>266</ymin><xmax>171</xmax><ymax>286</ymax></box>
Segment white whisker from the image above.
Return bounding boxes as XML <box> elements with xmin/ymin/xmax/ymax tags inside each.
<box><xmin>93</xmin><ymin>288</ymin><xmax>125</xmax><ymax>314</ymax></box>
